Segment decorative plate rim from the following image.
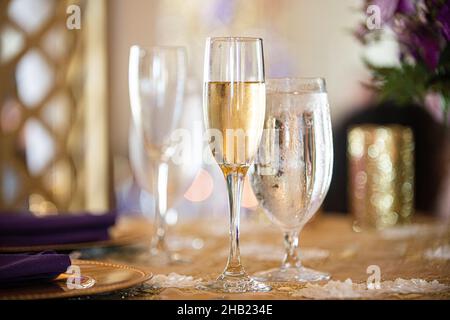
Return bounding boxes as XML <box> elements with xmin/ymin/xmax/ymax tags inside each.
<box><xmin>0</xmin><ymin>259</ymin><xmax>153</xmax><ymax>300</ymax></box>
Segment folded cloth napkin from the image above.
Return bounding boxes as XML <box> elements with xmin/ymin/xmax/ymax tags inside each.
<box><xmin>0</xmin><ymin>212</ymin><xmax>116</xmax><ymax>247</ymax></box>
<box><xmin>0</xmin><ymin>251</ymin><xmax>71</xmax><ymax>284</ymax></box>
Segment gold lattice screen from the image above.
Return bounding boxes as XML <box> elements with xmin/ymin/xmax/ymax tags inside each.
<box><xmin>0</xmin><ymin>0</ymin><xmax>111</xmax><ymax>213</ymax></box>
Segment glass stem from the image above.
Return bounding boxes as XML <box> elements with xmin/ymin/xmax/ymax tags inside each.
<box><xmin>150</xmin><ymin>161</ymin><xmax>169</xmax><ymax>254</ymax></box>
<box><xmin>281</xmin><ymin>230</ymin><xmax>301</xmax><ymax>269</ymax></box>
<box><xmin>223</xmin><ymin>171</ymin><xmax>247</xmax><ymax>278</ymax></box>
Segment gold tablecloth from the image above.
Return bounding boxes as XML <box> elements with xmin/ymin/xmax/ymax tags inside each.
<box><xmin>87</xmin><ymin>214</ymin><xmax>450</xmax><ymax>300</ymax></box>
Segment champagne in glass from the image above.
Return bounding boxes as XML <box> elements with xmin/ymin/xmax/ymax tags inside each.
<box><xmin>205</xmin><ymin>81</ymin><xmax>266</xmax><ymax>172</ymax></box>
<box><xmin>201</xmin><ymin>37</ymin><xmax>270</xmax><ymax>293</ymax></box>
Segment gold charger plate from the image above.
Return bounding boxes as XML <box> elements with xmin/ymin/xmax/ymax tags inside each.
<box><xmin>0</xmin><ymin>217</ymin><xmax>151</xmax><ymax>253</ymax></box>
<box><xmin>0</xmin><ymin>259</ymin><xmax>152</xmax><ymax>300</ymax></box>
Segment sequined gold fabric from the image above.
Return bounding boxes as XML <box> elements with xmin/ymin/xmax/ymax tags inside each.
<box><xmin>348</xmin><ymin>125</ymin><xmax>414</xmax><ymax>229</ymax></box>
<box><xmin>77</xmin><ymin>215</ymin><xmax>450</xmax><ymax>300</ymax></box>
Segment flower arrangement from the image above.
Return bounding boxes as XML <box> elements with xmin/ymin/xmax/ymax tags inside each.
<box><xmin>355</xmin><ymin>0</ymin><xmax>450</xmax><ymax>123</ymax></box>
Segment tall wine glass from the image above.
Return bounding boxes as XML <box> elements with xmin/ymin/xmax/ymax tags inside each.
<box><xmin>129</xmin><ymin>45</ymin><xmax>187</xmax><ymax>265</ymax></box>
<box><xmin>201</xmin><ymin>37</ymin><xmax>270</xmax><ymax>293</ymax></box>
<box><xmin>250</xmin><ymin>78</ymin><xmax>333</xmax><ymax>282</ymax></box>
<box><xmin>128</xmin><ymin>80</ymin><xmax>203</xmax><ymax>255</ymax></box>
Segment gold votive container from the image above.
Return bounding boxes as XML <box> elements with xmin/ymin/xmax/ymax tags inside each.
<box><xmin>348</xmin><ymin>125</ymin><xmax>414</xmax><ymax>230</ymax></box>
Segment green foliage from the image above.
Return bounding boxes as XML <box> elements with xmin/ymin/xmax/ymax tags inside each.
<box><xmin>366</xmin><ymin>61</ymin><xmax>427</xmax><ymax>106</ymax></box>
<box><xmin>365</xmin><ymin>42</ymin><xmax>450</xmax><ymax>122</ymax></box>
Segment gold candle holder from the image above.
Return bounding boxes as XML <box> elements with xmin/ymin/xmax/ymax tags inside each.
<box><xmin>348</xmin><ymin>125</ymin><xmax>414</xmax><ymax>230</ymax></box>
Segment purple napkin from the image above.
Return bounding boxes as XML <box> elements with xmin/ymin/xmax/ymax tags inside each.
<box><xmin>0</xmin><ymin>251</ymin><xmax>71</xmax><ymax>284</ymax></box>
<box><xmin>0</xmin><ymin>212</ymin><xmax>116</xmax><ymax>247</ymax></box>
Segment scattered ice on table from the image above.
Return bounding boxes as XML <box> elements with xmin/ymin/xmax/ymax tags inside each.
<box><xmin>380</xmin><ymin>224</ymin><xmax>448</xmax><ymax>240</ymax></box>
<box><xmin>293</xmin><ymin>278</ymin><xmax>448</xmax><ymax>299</ymax></box>
<box><xmin>424</xmin><ymin>245</ymin><xmax>450</xmax><ymax>260</ymax></box>
<box><xmin>147</xmin><ymin>273</ymin><xmax>202</xmax><ymax>289</ymax></box>
<box><xmin>293</xmin><ymin>279</ymin><xmax>363</xmax><ymax>299</ymax></box>
<box><xmin>385</xmin><ymin>278</ymin><xmax>448</xmax><ymax>293</ymax></box>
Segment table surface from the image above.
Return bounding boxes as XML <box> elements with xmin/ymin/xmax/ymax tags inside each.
<box><xmin>79</xmin><ymin>214</ymin><xmax>450</xmax><ymax>300</ymax></box>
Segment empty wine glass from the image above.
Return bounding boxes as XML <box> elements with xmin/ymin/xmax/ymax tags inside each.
<box><xmin>129</xmin><ymin>45</ymin><xmax>187</xmax><ymax>265</ymax></box>
<box><xmin>250</xmin><ymin>78</ymin><xmax>333</xmax><ymax>282</ymax></box>
<box><xmin>128</xmin><ymin>80</ymin><xmax>203</xmax><ymax>257</ymax></box>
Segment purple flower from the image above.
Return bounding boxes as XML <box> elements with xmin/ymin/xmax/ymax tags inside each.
<box><xmin>437</xmin><ymin>1</ymin><xmax>450</xmax><ymax>40</ymax></box>
<box><xmin>360</xmin><ymin>0</ymin><xmax>445</xmax><ymax>69</ymax></box>
<box><xmin>371</xmin><ymin>0</ymin><xmax>399</xmax><ymax>24</ymax></box>
<box><xmin>396</xmin><ymin>0</ymin><xmax>416</xmax><ymax>14</ymax></box>
<box><xmin>413</xmin><ymin>31</ymin><xmax>441</xmax><ymax>69</ymax></box>
<box><xmin>370</xmin><ymin>0</ymin><xmax>415</xmax><ymax>24</ymax></box>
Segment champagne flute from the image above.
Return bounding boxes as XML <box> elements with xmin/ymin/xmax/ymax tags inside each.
<box><xmin>128</xmin><ymin>80</ymin><xmax>204</xmax><ymax>254</ymax></box>
<box><xmin>129</xmin><ymin>45</ymin><xmax>187</xmax><ymax>265</ymax></box>
<box><xmin>250</xmin><ymin>78</ymin><xmax>333</xmax><ymax>282</ymax></box>
<box><xmin>201</xmin><ymin>37</ymin><xmax>270</xmax><ymax>293</ymax></box>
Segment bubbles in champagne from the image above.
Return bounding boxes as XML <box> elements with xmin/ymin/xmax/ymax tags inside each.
<box><xmin>204</xmin><ymin>82</ymin><xmax>266</xmax><ymax>171</ymax></box>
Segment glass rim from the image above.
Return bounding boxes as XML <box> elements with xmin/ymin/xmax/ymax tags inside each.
<box><xmin>267</xmin><ymin>77</ymin><xmax>326</xmax><ymax>93</ymax></box>
<box><xmin>348</xmin><ymin>124</ymin><xmax>412</xmax><ymax>132</ymax></box>
<box><xmin>130</xmin><ymin>45</ymin><xmax>187</xmax><ymax>52</ymax></box>
<box><xmin>206</xmin><ymin>36</ymin><xmax>263</xmax><ymax>43</ymax></box>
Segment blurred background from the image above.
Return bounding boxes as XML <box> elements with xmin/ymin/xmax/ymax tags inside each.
<box><xmin>109</xmin><ymin>0</ymin><xmax>376</xmax><ymax>221</ymax></box>
<box><xmin>108</xmin><ymin>0</ymin><xmax>372</xmax><ymax>154</ymax></box>
<box><xmin>1</xmin><ymin>0</ymin><xmax>449</xmax><ymax>224</ymax></box>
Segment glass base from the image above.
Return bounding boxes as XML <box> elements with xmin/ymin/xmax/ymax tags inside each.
<box><xmin>198</xmin><ymin>274</ymin><xmax>271</xmax><ymax>293</ymax></box>
<box><xmin>253</xmin><ymin>266</ymin><xmax>330</xmax><ymax>283</ymax></box>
